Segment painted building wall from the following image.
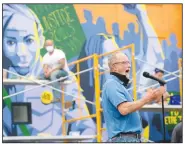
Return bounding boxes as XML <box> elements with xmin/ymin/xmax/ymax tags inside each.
<box><xmin>3</xmin><ymin>4</ymin><xmax>182</xmax><ymax>142</ymax></box>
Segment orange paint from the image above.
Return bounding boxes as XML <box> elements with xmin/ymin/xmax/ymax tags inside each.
<box><xmin>146</xmin><ymin>4</ymin><xmax>182</xmax><ymax>48</ymax></box>
<box><xmin>74</xmin><ymin>4</ymin><xmax>182</xmax><ymax>48</ymax></box>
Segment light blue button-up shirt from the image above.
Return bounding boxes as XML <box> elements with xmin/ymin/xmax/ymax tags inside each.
<box><xmin>102</xmin><ymin>75</ymin><xmax>142</xmax><ymax>139</ymax></box>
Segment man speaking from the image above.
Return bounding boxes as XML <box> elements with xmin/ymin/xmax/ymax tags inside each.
<box><xmin>102</xmin><ymin>52</ymin><xmax>165</xmax><ymax>142</ymax></box>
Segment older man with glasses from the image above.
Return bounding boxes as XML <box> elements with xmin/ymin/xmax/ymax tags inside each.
<box><xmin>101</xmin><ymin>52</ymin><xmax>165</xmax><ymax>142</ymax></box>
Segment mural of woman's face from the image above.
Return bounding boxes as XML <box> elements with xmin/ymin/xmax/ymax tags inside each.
<box><xmin>3</xmin><ymin>13</ymin><xmax>40</xmax><ymax>75</ymax></box>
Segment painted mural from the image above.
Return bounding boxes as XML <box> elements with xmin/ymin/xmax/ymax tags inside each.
<box><xmin>3</xmin><ymin>4</ymin><xmax>182</xmax><ymax>142</ymax></box>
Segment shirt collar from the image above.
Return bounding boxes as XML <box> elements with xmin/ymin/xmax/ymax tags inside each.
<box><xmin>110</xmin><ymin>74</ymin><xmax>124</xmax><ymax>85</ymax></box>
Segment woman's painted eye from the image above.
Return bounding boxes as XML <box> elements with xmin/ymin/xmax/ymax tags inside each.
<box><xmin>26</xmin><ymin>38</ymin><xmax>34</xmax><ymax>44</ymax></box>
<box><xmin>7</xmin><ymin>40</ymin><xmax>15</xmax><ymax>46</ymax></box>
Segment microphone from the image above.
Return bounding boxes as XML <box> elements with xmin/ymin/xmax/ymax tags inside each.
<box><xmin>143</xmin><ymin>71</ymin><xmax>167</xmax><ymax>142</ymax></box>
<box><xmin>143</xmin><ymin>72</ymin><xmax>166</xmax><ymax>86</ymax></box>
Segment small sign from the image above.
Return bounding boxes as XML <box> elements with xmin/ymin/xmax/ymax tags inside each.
<box><xmin>41</xmin><ymin>91</ymin><xmax>53</xmax><ymax>104</ymax></box>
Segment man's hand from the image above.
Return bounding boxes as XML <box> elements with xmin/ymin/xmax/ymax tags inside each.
<box><xmin>44</xmin><ymin>65</ymin><xmax>52</xmax><ymax>78</ymax></box>
<box><xmin>143</xmin><ymin>89</ymin><xmax>155</xmax><ymax>103</ymax></box>
<box><xmin>153</xmin><ymin>86</ymin><xmax>166</xmax><ymax>103</ymax></box>
<box><xmin>44</xmin><ymin>71</ymin><xmax>50</xmax><ymax>78</ymax></box>
<box><xmin>123</xmin><ymin>4</ymin><xmax>146</xmax><ymax>15</ymax></box>
<box><xmin>163</xmin><ymin>91</ymin><xmax>170</xmax><ymax>100</ymax></box>
<box><xmin>45</xmin><ymin>70</ymin><xmax>53</xmax><ymax>78</ymax></box>
<box><xmin>156</xmin><ymin>91</ymin><xmax>170</xmax><ymax>104</ymax></box>
<box><xmin>143</xmin><ymin>86</ymin><xmax>165</xmax><ymax>103</ymax></box>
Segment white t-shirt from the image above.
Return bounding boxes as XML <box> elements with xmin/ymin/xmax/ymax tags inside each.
<box><xmin>42</xmin><ymin>49</ymin><xmax>69</xmax><ymax>72</ymax></box>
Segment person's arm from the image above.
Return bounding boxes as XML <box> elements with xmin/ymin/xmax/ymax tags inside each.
<box><xmin>43</xmin><ymin>64</ymin><xmax>50</xmax><ymax>78</ymax></box>
<box><xmin>50</xmin><ymin>58</ymin><xmax>65</xmax><ymax>73</ymax></box>
<box><xmin>117</xmin><ymin>98</ymin><xmax>149</xmax><ymax>115</ymax></box>
<box><xmin>106</xmin><ymin>79</ymin><xmax>164</xmax><ymax>114</ymax></box>
<box><xmin>117</xmin><ymin>87</ymin><xmax>165</xmax><ymax>115</ymax></box>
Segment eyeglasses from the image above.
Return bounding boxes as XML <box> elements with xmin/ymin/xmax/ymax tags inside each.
<box><xmin>113</xmin><ymin>61</ymin><xmax>130</xmax><ymax>65</ymax></box>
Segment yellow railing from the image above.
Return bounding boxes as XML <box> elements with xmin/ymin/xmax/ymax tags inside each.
<box><xmin>65</xmin><ymin>114</ymin><xmax>97</xmax><ymax>123</ymax></box>
<box><xmin>61</xmin><ymin>85</ymin><xmax>66</xmax><ymax>135</ymax></box>
<box><xmin>131</xmin><ymin>44</ymin><xmax>137</xmax><ymax>101</ymax></box>
<box><xmin>61</xmin><ymin>44</ymin><xmax>136</xmax><ymax>142</ymax></box>
<box><xmin>93</xmin><ymin>54</ymin><xmax>102</xmax><ymax>142</ymax></box>
<box><xmin>61</xmin><ymin>54</ymin><xmax>95</xmax><ymax>138</ymax></box>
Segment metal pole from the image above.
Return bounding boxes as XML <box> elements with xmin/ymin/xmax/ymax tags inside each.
<box><xmin>131</xmin><ymin>44</ymin><xmax>137</xmax><ymax>100</ymax></box>
<box><xmin>93</xmin><ymin>54</ymin><xmax>102</xmax><ymax>142</ymax></box>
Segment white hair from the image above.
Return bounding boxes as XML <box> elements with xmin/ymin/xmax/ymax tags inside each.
<box><xmin>108</xmin><ymin>52</ymin><xmax>126</xmax><ymax>70</ymax></box>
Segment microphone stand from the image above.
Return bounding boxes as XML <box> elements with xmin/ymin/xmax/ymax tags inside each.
<box><xmin>143</xmin><ymin>71</ymin><xmax>167</xmax><ymax>142</ymax></box>
<box><xmin>160</xmin><ymin>83</ymin><xmax>166</xmax><ymax>142</ymax></box>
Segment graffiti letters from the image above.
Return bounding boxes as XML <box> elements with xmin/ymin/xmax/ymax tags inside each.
<box><xmin>165</xmin><ymin>110</ymin><xmax>182</xmax><ymax>125</ymax></box>
<box><xmin>39</xmin><ymin>5</ymin><xmax>81</xmax><ymax>54</ymax></box>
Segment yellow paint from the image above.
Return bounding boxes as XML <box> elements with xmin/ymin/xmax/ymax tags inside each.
<box><xmin>41</xmin><ymin>91</ymin><xmax>53</xmax><ymax>104</ymax></box>
<box><xmin>165</xmin><ymin>116</ymin><xmax>178</xmax><ymax>125</ymax></box>
<box><xmin>39</xmin><ymin>56</ymin><xmax>43</xmax><ymax>62</ymax></box>
<box><xmin>140</xmin><ymin>4</ymin><xmax>147</xmax><ymax>11</ymax></box>
<box><xmin>143</xmin><ymin>125</ymin><xmax>149</xmax><ymax>141</ymax></box>
<box><xmin>21</xmin><ymin>43</ymin><xmax>26</xmax><ymax>53</ymax></box>
<box><xmin>33</xmin><ymin>22</ymin><xmax>41</xmax><ymax>63</ymax></box>
<box><xmin>31</xmin><ymin>8</ymin><xmax>43</xmax><ymax>66</ymax></box>
<box><xmin>165</xmin><ymin>110</ymin><xmax>182</xmax><ymax>125</ymax></box>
